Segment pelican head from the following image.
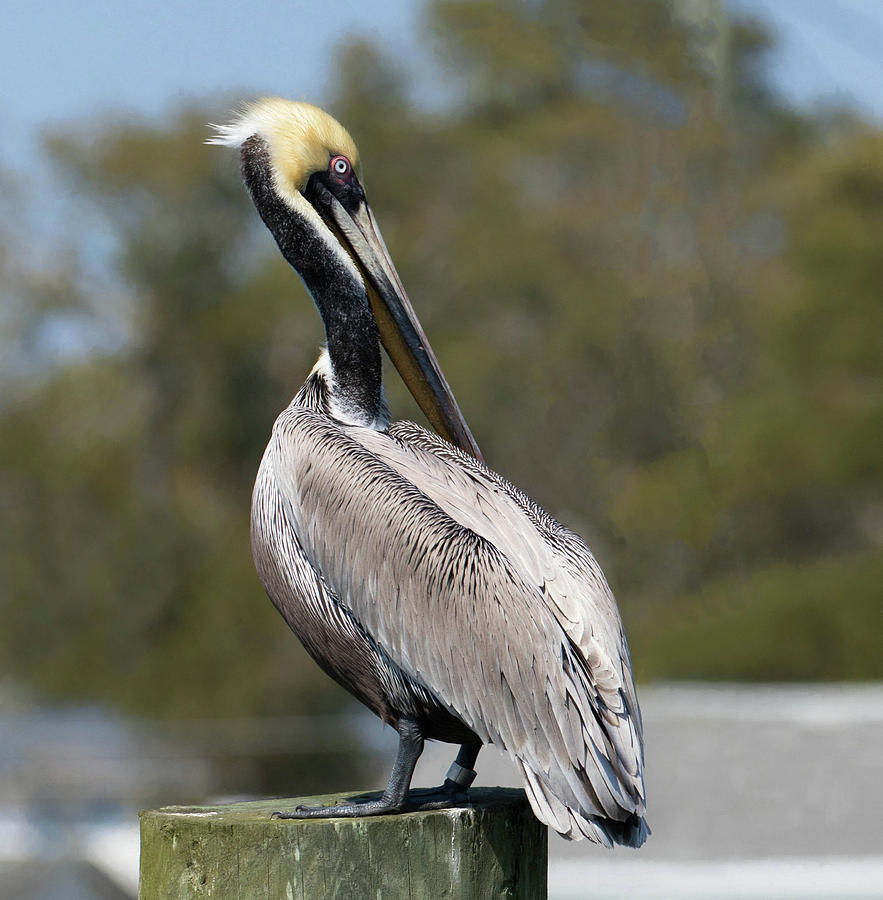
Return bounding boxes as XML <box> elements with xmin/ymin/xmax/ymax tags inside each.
<box><xmin>210</xmin><ymin>98</ymin><xmax>481</xmax><ymax>459</ymax></box>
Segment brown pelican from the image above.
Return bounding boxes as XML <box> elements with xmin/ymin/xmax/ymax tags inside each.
<box><xmin>210</xmin><ymin>98</ymin><xmax>647</xmax><ymax>847</ymax></box>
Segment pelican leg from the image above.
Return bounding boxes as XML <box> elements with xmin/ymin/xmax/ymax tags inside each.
<box><xmin>273</xmin><ymin>716</ymin><xmax>426</xmax><ymax>819</ymax></box>
<box><xmin>408</xmin><ymin>740</ymin><xmax>481</xmax><ymax>805</ymax></box>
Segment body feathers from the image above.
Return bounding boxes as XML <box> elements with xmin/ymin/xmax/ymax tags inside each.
<box><xmin>252</xmin><ymin>353</ymin><xmax>648</xmax><ymax>846</ymax></box>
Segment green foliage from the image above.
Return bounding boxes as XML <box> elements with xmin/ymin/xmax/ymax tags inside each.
<box><xmin>1</xmin><ymin>111</ymin><xmax>336</xmax><ymax>718</ymax></box>
<box><xmin>1</xmin><ymin>0</ymin><xmax>881</xmax><ymax>724</ymax></box>
<box><xmin>632</xmin><ymin>552</ymin><xmax>883</xmax><ymax>681</ymax></box>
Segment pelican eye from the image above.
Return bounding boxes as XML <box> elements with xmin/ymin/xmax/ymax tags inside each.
<box><xmin>330</xmin><ymin>155</ymin><xmax>351</xmax><ymax>178</ymax></box>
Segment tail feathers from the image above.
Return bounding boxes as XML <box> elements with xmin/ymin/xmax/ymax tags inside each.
<box><xmin>584</xmin><ymin>810</ymin><xmax>650</xmax><ymax>848</ymax></box>
<box><xmin>520</xmin><ymin>760</ymin><xmax>650</xmax><ymax>847</ymax></box>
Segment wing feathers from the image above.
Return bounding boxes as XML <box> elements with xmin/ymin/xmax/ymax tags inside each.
<box><xmin>272</xmin><ymin>407</ymin><xmax>647</xmax><ymax>844</ymax></box>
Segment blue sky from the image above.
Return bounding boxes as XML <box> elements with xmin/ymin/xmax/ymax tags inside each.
<box><xmin>732</xmin><ymin>0</ymin><xmax>883</xmax><ymax>114</ymax></box>
<box><xmin>1</xmin><ymin>0</ymin><xmax>421</xmax><ymax>169</ymax></box>
<box><xmin>2</xmin><ymin>0</ymin><xmax>881</xmax><ymax>369</ymax></box>
<box><xmin>2</xmin><ymin>0</ymin><xmax>882</xmax><ymax>172</ymax></box>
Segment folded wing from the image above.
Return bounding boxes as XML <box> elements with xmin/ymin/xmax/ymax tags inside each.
<box><xmin>271</xmin><ymin>406</ymin><xmax>647</xmax><ymax>845</ymax></box>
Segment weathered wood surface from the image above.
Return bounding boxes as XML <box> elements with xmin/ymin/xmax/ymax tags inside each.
<box><xmin>140</xmin><ymin>787</ymin><xmax>547</xmax><ymax>899</ymax></box>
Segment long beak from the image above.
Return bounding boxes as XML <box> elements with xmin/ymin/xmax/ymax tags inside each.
<box><xmin>325</xmin><ymin>195</ymin><xmax>484</xmax><ymax>462</ymax></box>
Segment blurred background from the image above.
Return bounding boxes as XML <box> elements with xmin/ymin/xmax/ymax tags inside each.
<box><xmin>1</xmin><ymin>0</ymin><xmax>881</xmax><ymax>897</ymax></box>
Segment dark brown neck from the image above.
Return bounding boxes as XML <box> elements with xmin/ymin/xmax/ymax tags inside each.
<box><xmin>241</xmin><ymin>136</ymin><xmax>382</xmax><ymax>425</ymax></box>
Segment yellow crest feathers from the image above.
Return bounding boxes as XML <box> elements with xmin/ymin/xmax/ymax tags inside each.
<box><xmin>208</xmin><ymin>98</ymin><xmax>360</xmax><ymax>195</ymax></box>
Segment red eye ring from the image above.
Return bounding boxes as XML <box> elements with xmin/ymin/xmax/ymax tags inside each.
<box><xmin>330</xmin><ymin>155</ymin><xmax>351</xmax><ymax>177</ymax></box>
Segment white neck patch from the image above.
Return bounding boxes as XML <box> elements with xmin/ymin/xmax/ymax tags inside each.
<box><xmin>310</xmin><ymin>350</ymin><xmax>390</xmax><ymax>432</ymax></box>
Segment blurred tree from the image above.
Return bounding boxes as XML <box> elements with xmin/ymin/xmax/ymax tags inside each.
<box><xmin>1</xmin><ymin>0</ymin><xmax>881</xmax><ymax>744</ymax></box>
<box><xmin>0</xmin><ymin>111</ymin><xmax>339</xmax><ymax>721</ymax></box>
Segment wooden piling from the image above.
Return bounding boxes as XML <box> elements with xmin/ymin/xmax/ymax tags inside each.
<box><xmin>139</xmin><ymin>787</ymin><xmax>547</xmax><ymax>899</ymax></box>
